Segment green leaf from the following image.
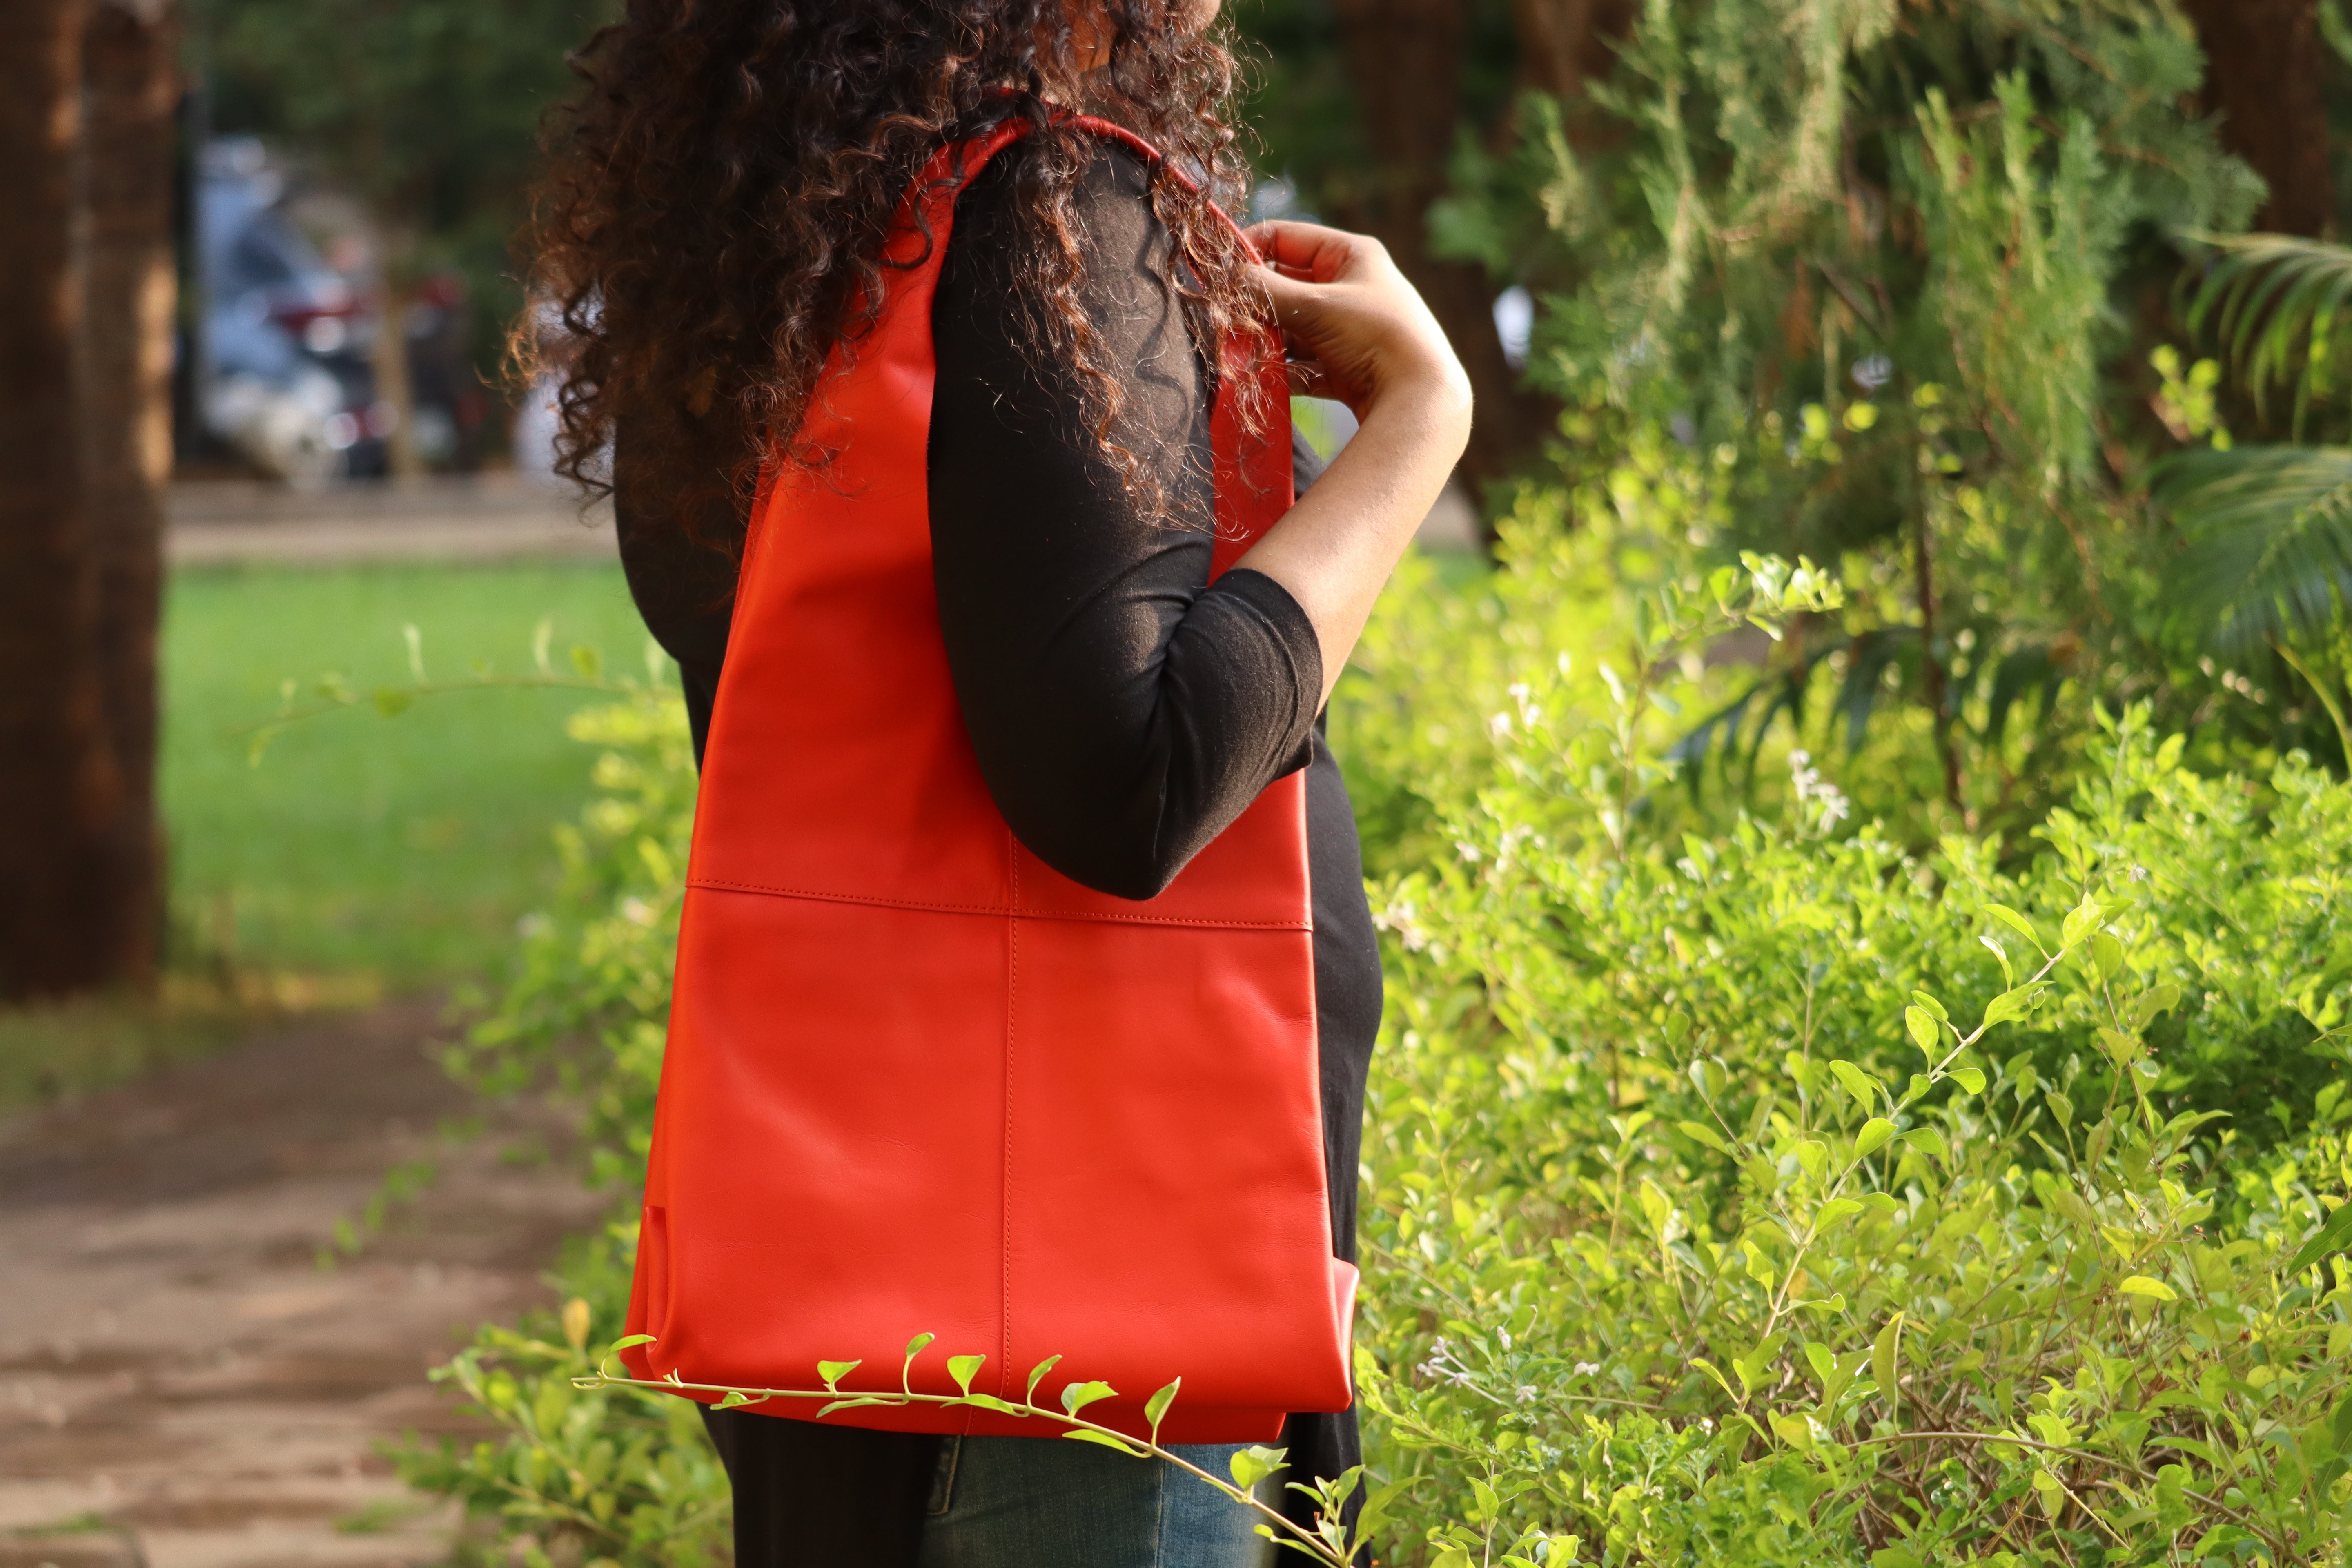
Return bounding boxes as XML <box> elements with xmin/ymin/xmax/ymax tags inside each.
<box><xmin>570</xmin><ymin>642</ymin><xmax>603</xmax><ymax>678</ymax></box>
<box><xmin>816</xmin><ymin>1396</ymin><xmax>898</xmax><ymax>1417</ymax></box>
<box><xmin>1144</xmin><ymin>1378</ymin><xmax>1181</xmax><ymax>1434</ymax></box>
<box><xmin>947</xmin><ymin>1354</ymin><xmax>987</xmax><ymax>1396</ymax></box>
<box><xmin>816</xmin><ymin>1359</ymin><xmax>860</xmax><ymax>1389</ymax></box>
<box><xmin>2120</xmin><ymin>1275</ymin><xmax>2178</xmax><ymax>1302</ymax></box>
<box><xmin>1831</xmin><ymin>1059</ymin><xmax>1881</xmax><ymax>1111</ymax></box>
<box><xmin>2047</xmin><ymin>1089</ymin><xmax>2075</xmax><ymax>1130</ymax></box>
<box><xmin>1678</xmin><ymin>1118</ymin><xmax>1734</xmax><ymax>1154</ymax></box>
<box><xmin>1983</xmin><ymin>903</ymin><xmax>2046</xmax><ymax>953</ymax></box>
<box><xmin>2061</xmin><ymin>895</ymin><xmax>2101</xmax><ymax>949</ymax></box>
<box><xmin>1062</xmin><ymin>1428</ymin><xmax>1147</xmax><ymax>1454</ymax></box>
<box><xmin>1060</xmin><ymin>1380</ymin><xmax>1116</xmax><ymax>1416</ymax></box>
<box><xmin>952</xmin><ymin>1393</ymin><xmax>1024</xmax><ymax>1416</ymax></box>
<box><xmin>2092</xmin><ymin>931</ymin><xmax>2125</xmax><ymax>980</ymax></box>
<box><xmin>1689</xmin><ymin>1357</ymin><xmax>1742</xmax><ymax>1403</ymax></box>
<box><xmin>1951</xmin><ymin>1067</ymin><xmax>1987</xmax><ymax>1095</ymax></box>
<box><xmin>1025</xmin><ymin>1355</ymin><xmax>1062</xmax><ymax>1405</ymax></box>
<box><xmin>2285</xmin><ymin>1199</ymin><xmax>2352</xmax><ymax>1275</ymax></box>
<box><xmin>372</xmin><ymin>687</ymin><xmax>414</xmax><ymax>718</ymax></box>
<box><xmin>903</xmin><ymin>1332</ymin><xmax>937</xmax><ymax>1361</ymax></box>
<box><xmin>1909</xmin><ymin>991</ymin><xmax>1948</xmax><ymax>1023</ymax></box>
<box><xmin>1815</xmin><ymin>1197</ymin><xmax>1865</xmax><ymax>1230</ymax></box>
<box><xmin>2136</xmin><ymin>982</ymin><xmax>2185</xmax><ymax>1027</ymax></box>
<box><xmin>716</xmin><ymin>1390</ymin><xmax>753</xmax><ymax>1408</ymax></box>
<box><xmin>2046</xmin><ymin>1186</ymin><xmax>2100</xmax><ymax>1228</ymax></box>
<box><xmin>610</xmin><ymin>1334</ymin><xmax>657</xmax><ymax>1352</ymax></box>
<box><xmin>1229</xmin><ymin>1444</ymin><xmax>1287</xmax><ymax>1492</ymax></box>
<box><xmin>1871</xmin><ymin>1313</ymin><xmax>1904</xmax><ymax>1407</ymax></box>
<box><xmin>1979</xmin><ymin>982</ymin><xmax>2047</xmax><ymax>1029</ymax></box>
<box><xmin>1795</xmin><ymin>1139</ymin><xmax>1829</xmax><ymax>1179</ymax></box>
<box><xmin>1978</xmin><ymin>933</ymin><xmax>2015</xmax><ymax>986</ymax></box>
<box><xmin>1904</xmin><ymin>1007</ymin><xmax>1938</xmax><ymax>1056</ymax></box>
<box><xmin>1854</xmin><ymin>1118</ymin><xmax>1896</xmax><ymax>1158</ymax></box>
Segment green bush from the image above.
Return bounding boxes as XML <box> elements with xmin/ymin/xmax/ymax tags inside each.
<box><xmin>392</xmin><ymin>692</ymin><xmax>730</xmax><ymax>1568</ymax></box>
<box><xmin>399</xmin><ymin>508</ymin><xmax>2352</xmax><ymax>1566</ymax></box>
<box><xmin>1336</xmin><ymin>516</ymin><xmax>2352</xmax><ymax>1565</ymax></box>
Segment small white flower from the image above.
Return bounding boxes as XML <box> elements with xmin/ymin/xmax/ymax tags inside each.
<box><xmin>1573</xmin><ymin>1361</ymin><xmax>1601</xmax><ymax>1377</ymax></box>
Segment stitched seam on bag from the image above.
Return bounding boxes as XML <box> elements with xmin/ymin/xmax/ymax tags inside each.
<box><xmin>1000</xmin><ymin>840</ymin><xmax>1018</xmax><ymax>1408</ymax></box>
<box><xmin>688</xmin><ymin>876</ymin><xmax>1311</xmax><ymax>931</ymax></box>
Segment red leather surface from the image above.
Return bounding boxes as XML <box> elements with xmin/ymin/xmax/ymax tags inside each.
<box><xmin>623</xmin><ymin>118</ymin><xmax>1350</xmax><ymax>1442</ymax></box>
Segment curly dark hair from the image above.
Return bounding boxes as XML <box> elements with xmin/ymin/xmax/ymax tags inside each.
<box><xmin>520</xmin><ymin>0</ymin><xmax>1269</xmax><ymax>546</ymax></box>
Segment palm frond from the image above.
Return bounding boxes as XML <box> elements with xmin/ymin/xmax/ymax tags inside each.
<box><xmin>2183</xmin><ymin>232</ymin><xmax>2352</xmax><ymax>428</ymax></box>
<box><xmin>2153</xmin><ymin>444</ymin><xmax>2352</xmax><ymax>651</ymax></box>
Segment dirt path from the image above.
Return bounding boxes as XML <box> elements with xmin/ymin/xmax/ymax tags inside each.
<box><xmin>0</xmin><ymin>1001</ymin><xmax>607</xmax><ymax>1568</ymax></box>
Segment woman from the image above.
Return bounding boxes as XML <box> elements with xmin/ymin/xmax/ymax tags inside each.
<box><xmin>524</xmin><ymin>2</ymin><xmax>1469</xmax><ymax>1564</ymax></box>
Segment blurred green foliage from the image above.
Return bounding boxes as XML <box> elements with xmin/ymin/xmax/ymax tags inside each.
<box><xmin>1427</xmin><ymin>0</ymin><xmax>2352</xmax><ymax>832</ymax></box>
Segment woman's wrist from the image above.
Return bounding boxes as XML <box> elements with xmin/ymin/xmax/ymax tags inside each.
<box><xmin>1359</xmin><ymin>361</ymin><xmax>1474</xmax><ymax>451</ymax></box>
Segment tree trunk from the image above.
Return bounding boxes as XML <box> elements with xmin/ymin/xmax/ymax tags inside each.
<box><xmin>76</xmin><ymin>0</ymin><xmax>180</xmax><ymax>990</ymax></box>
<box><xmin>1511</xmin><ymin>0</ymin><xmax>1637</xmax><ymax>111</ymax></box>
<box><xmin>2182</xmin><ymin>0</ymin><xmax>2334</xmax><ymax>237</ymax></box>
<box><xmin>0</xmin><ymin>0</ymin><xmax>131</xmax><ymax>1002</ymax></box>
<box><xmin>1327</xmin><ymin>0</ymin><xmax>1553</xmax><ymax>497</ymax></box>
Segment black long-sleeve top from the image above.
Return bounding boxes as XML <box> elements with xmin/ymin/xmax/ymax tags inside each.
<box><xmin>615</xmin><ymin>134</ymin><xmax>1381</xmax><ymax>1564</ymax></box>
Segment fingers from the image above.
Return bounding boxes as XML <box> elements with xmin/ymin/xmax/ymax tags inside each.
<box><xmin>1250</xmin><ymin>263</ymin><xmax>1323</xmax><ymax>327</ymax></box>
<box><xmin>1243</xmin><ymin>219</ymin><xmax>1363</xmax><ymax>283</ymax></box>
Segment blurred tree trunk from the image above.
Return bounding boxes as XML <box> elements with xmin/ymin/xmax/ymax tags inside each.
<box><xmin>1512</xmin><ymin>0</ymin><xmax>1636</xmax><ymax>121</ymax></box>
<box><xmin>76</xmin><ymin>0</ymin><xmax>181</xmax><ymax>989</ymax></box>
<box><xmin>1327</xmin><ymin>0</ymin><xmax>1549</xmax><ymax>499</ymax></box>
<box><xmin>0</xmin><ymin>0</ymin><xmax>114</xmax><ymax>1000</ymax></box>
<box><xmin>2182</xmin><ymin>0</ymin><xmax>2334</xmax><ymax>237</ymax></box>
<box><xmin>0</xmin><ymin>0</ymin><xmax>176</xmax><ymax>1003</ymax></box>
<box><xmin>1327</xmin><ymin>0</ymin><xmax>1635</xmax><ymax>506</ymax></box>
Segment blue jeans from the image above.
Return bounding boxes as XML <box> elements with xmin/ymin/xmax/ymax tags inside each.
<box><xmin>918</xmin><ymin>1437</ymin><xmax>1275</xmax><ymax>1568</ymax></box>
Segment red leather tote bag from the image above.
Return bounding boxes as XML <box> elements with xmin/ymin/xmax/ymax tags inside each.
<box><xmin>621</xmin><ymin>114</ymin><xmax>1355</xmax><ymax>1444</ymax></box>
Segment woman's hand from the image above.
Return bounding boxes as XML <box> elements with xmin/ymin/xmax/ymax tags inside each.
<box><xmin>1245</xmin><ymin>219</ymin><xmax>1472</xmax><ymax>437</ymax></box>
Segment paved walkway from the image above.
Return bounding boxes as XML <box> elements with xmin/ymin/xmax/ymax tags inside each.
<box><xmin>167</xmin><ymin>477</ymin><xmax>617</xmax><ymax>567</ymax></box>
<box><xmin>165</xmin><ymin>468</ymin><xmax>1479</xmax><ymax>566</ymax></box>
<box><xmin>0</xmin><ymin>1002</ymin><xmax>606</xmax><ymax>1568</ymax></box>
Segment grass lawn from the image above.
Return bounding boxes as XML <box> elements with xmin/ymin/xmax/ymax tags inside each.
<box><xmin>163</xmin><ymin>559</ymin><xmax>656</xmax><ymax>987</ymax></box>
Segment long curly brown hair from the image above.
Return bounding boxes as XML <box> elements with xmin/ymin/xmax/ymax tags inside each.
<box><xmin>521</xmin><ymin>0</ymin><xmax>1267</xmax><ymax>546</ymax></box>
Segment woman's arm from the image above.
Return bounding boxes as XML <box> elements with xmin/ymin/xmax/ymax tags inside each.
<box><xmin>928</xmin><ymin>144</ymin><xmax>1325</xmax><ymax>900</ymax></box>
<box><xmin>1236</xmin><ymin>220</ymin><xmax>1474</xmax><ymax>709</ymax></box>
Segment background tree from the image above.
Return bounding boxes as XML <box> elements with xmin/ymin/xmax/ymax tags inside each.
<box><xmin>200</xmin><ymin>0</ymin><xmax>606</xmax><ymax>474</ymax></box>
<box><xmin>1428</xmin><ymin>0</ymin><xmax>2282</xmax><ymax>841</ymax></box>
<box><xmin>0</xmin><ymin>0</ymin><xmax>180</xmax><ymax>1001</ymax></box>
<box><xmin>2182</xmin><ymin>0</ymin><xmax>2334</xmax><ymax>239</ymax></box>
<box><xmin>1236</xmin><ymin>0</ymin><xmax>1637</xmax><ymax>498</ymax></box>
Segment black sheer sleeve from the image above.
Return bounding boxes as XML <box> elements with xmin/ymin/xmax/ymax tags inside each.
<box><xmin>928</xmin><ymin>140</ymin><xmax>1322</xmax><ymax>901</ymax></box>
